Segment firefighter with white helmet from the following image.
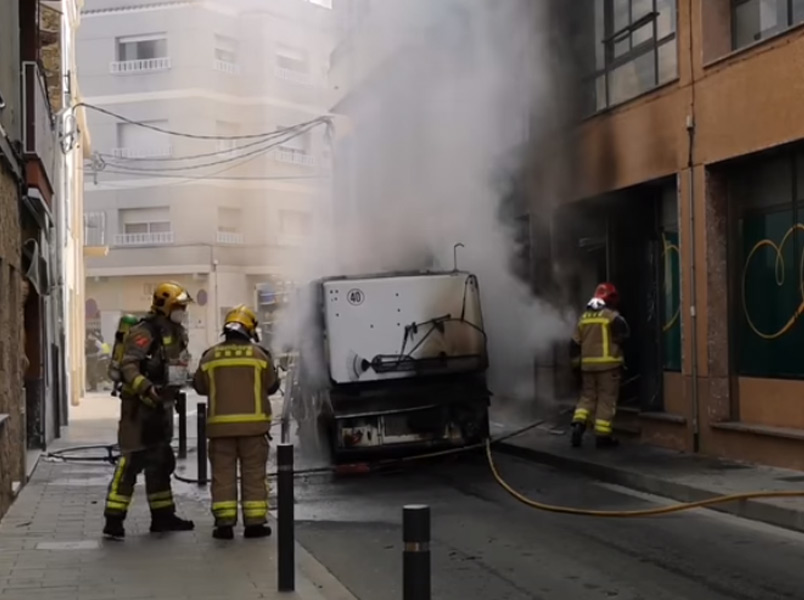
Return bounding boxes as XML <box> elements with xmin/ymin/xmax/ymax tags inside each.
<box><xmin>193</xmin><ymin>304</ymin><xmax>280</xmax><ymax>540</ymax></box>
<box><xmin>103</xmin><ymin>281</ymin><xmax>195</xmax><ymax>539</ymax></box>
<box><xmin>570</xmin><ymin>282</ymin><xmax>630</xmax><ymax>449</ymax></box>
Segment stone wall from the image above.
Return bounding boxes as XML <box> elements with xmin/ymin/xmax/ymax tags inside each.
<box><xmin>40</xmin><ymin>5</ymin><xmax>62</xmax><ymax>113</ymax></box>
<box><xmin>0</xmin><ymin>166</ymin><xmax>24</xmax><ymax>519</ymax></box>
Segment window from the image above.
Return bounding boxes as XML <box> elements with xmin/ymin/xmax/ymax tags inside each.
<box><xmin>83</xmin><ymin>211</ymin><xmax>107</xmax><ymax>247</ymax></box>
<box><xmin>278</xmin><ymin>124</ymin><xmax>309</xmax><ymax>153</ymax></box>
<box><xmin>731</xmin><ymin>150</ymin><xmax>804</xmax><ymax>378</ymax></box>
<box><xmin>214</xmin><ymin>35</ymin><xmax>238</xmax><ymax>64</ymax></box>
<box><xmin>124</xmin><ymin>221</ymin><xmax>171</xmax><ymax>234</ymax></box>
<box><xmin>279</xmin><ymin>210</ymin><xmax>312</xmax><ymax>237</ymax></box>
<box><xmin>116</xmin><ymin>34</ymin><xmax>167</xmax><ymax>61</ymax></box>
<box><xmin>275</xmin><ymin>45</ymin><xmax>308</xmax><ymax>73</ymax></box>
<box><xmin>732</xmin><ymin>0</ymin><xmax>804</xmax><ymax>49</ymax></box>
<box><xmin>215</xmin><ymin>121</ymin><xmax>239</xmax><ymax>154</ymax></box>
<box><xmin>117</xmin><ymin>207</ymin><xmax>172</xmax><ymax>245</ymax></box>
<box><xmin>660</xmin><ymin>185</ymin><xmax>681</xmax><ymax>371</ymax></box>
<box><xmin>213</xmin><ymin>35</ymin><xmax>239</xmax><ymax>74</ymax></box>
<box><xmin>216</xmin><ymin>207</ymin><xmax>244</xmax><ymax>244</ymax></box>
<box><xmin>580</xmin><ymin>0</ymin><xmax>677</xmax><ymax>114</ymax></box>
<box><xmin>115</xmin><ymin>120</ymin><xmax>171</xmax><ymax>158</ymax></box>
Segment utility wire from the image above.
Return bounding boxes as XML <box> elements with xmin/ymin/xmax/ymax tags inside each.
<box><xmin>95</xmin><ymin>124</ymin><xmax>320</xmax><ymax>173</ymax></box>
<box><xmin>78</xmin><ymin>102</ymin><xmax>332</xmax><ymax>140</ymax></box>
<box><xmin>95</xmin><ymin>123</ymin><xmax>320</xmax><ymax>163</ymax></box>
<box><xmin>89</xmin><ymin>129</ymin><xmax>327</xmax><ymax>189</ymax></box>
<box><xmin>93</xmin><ymin>171</ymin><xmax>328</xmax><ymax>182</ymax></box>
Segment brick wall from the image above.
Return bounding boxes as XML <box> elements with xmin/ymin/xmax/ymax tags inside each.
<box><xmin>0</xmin><ymin>166</ymin><xmax>24</xmax><ymax>519</ymax></box>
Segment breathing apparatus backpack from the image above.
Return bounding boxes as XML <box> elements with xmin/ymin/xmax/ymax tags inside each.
<box><xmin>108</xmin><ymin>314</ymin><xmax>158</xmax><ymax>397</ymax></box>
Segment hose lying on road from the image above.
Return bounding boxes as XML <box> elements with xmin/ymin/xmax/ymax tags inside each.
<box><xmin>50</xmin><ymin>419</ymin><xmax>802</xmax><ymax>516</ymax></box>
<box><xmin>485</xmin><ymin>439</ymin><xmax>804</xmax><ymax>517</ymax></box>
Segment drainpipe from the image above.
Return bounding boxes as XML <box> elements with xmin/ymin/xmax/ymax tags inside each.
<box><xmin>686</xmin><ymin>0</ymin><xmax>700</xmax><ymax>453</ymax></box>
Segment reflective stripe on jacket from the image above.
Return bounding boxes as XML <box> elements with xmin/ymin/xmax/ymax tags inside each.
<box><xmin>572</xmin><ymin>307</ymin><xmax>626</xmax><ymax>372</ymax></box>
<box><xmin>192</xmin><ymin>340</ymin><xmax>278</xmax><ymax>438</ymax></box>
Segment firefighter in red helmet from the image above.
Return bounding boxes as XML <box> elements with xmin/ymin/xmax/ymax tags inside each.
<box><xmin>569</xmin><ymin>282</ymin><xmax>630</xmax><ymax>448</ymax></box>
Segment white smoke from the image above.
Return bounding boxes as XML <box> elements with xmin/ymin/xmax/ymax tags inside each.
<box><xmin>275</xmin><ymin>0</ymin><xmax>575</xmax><ymax>401</ymax></box>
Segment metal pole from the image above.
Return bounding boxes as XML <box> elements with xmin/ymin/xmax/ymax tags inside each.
<box><xmin>403</xmin><ymin>505</ymin><xmax>431</xmax><ymax>600</ymax></box>
<box><xmin>196</xmin><ymin>402</ymin><xmax>207</xmax><ymax>486</ymax></box>
<box><xmin>177</xmin><ymin>392</ymin><xmax>187</xmax><ymax>459</ymax></box>
<box><xmin>277</xmin><ymin>443</ymin><xmax>294</xmax><ymax>592</ymax></box>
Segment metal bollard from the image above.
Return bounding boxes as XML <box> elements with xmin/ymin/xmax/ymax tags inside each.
<box><xmin>196</xmin><ymin>402</ymin><xmax>208</xmax><ymax>486</ymax></box>
<box><xmin>177</xmin><ymin>392</ymin><xmax>187</xmax><ymax>459</ymax></box>
<box><xmin>403</xmin><ymin>505</ymin><xmax>431</xmax><ymax>600</ymax></box>
<box><xmin>277</xmin><ymin>443</ymin><xmax>295</xmax><ymax>592</ymax></box>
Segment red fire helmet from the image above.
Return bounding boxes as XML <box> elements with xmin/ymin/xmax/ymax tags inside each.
<box><xmin>594</xmin><ymin>282</ymin><xmax>619</xmax><ymax>307</ymax></box>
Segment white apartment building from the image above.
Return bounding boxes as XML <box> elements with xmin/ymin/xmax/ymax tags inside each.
<box><xmin>78</xmin><ymin>0</ymin><xmax>335</xmax><ymax>362</ymax></box>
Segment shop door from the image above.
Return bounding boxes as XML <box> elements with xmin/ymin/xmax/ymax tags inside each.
<box><xmin>608</xmin><ymin>195</ymin><xmax>663</xmax><ymax>412</ymax></box>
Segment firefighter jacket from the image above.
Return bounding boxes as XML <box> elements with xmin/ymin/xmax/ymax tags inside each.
<box><xmin>571</xmin><ymin>299</ymin><xmax>630</xmax><ymax>372</ymax></box>
<box><xmin>192</xmin><ymin>339</ymin><xmax>279</xmax><ymax>438</ymax></box>
<box><xmin>117</xmin><ymin>314</ymin><xmax>189</xmax><ymax>452</ymax></box>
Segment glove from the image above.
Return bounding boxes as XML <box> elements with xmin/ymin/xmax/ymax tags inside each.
<box><xmin>141</xmin><ymin>385</ymin><xmax>161</xmax><ymax>408</ymax></box>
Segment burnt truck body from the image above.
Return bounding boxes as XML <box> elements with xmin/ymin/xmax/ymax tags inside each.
<box><xmin>293</xmin><ymin>270</ymin><xmax>491</xmax><ymax>461</ymax></box>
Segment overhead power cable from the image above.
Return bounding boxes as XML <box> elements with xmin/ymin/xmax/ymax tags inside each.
<box><xmin>77</xmin><ymin>102</ymin><xmax>332</xmax><ymax>141</ymax></box>
<box><xmin>93</xmin><ymin>171</ymin><xmax>327</xmax><ymax>182</ymax></box>
<box><xmin>97</xmin><ymin>123</ymin><xmax>321</xmax><ymax>173</ymax></box>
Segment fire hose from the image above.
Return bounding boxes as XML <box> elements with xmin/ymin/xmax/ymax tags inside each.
<box><xmin>484</xmin><ymin>438</ymin><xmax>804</xmax><ymax>517</ymax></box>
<box><xmin>45</xmin><ymin>422</ymin><xmax>804</xmax><ymax>516</ymax></box>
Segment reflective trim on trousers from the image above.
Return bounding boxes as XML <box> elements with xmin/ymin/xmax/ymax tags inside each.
<box><xmin>105</xmin><ymin>457</ymin><xmax>132</xmax><ymax>516</ymax></box>
<box><xmin>148</xmin><ymin>490</ymin><xmax>175</xmax><ymax>511</ymax></box>
<box><xmin>572</xmin><ymin>408</ymin><xmax>590</xmax><ymax>424</ymax></box>
<box><xmin>212</xmin><ymin>500</ymin><xmax>238</xmax><ymax>525</ymax></box>
<box><xmin>594</xmin><ymin>419</ymin><xmax>613</xmax><ymax>436</ymax></box>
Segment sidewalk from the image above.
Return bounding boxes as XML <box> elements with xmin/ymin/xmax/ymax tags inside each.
<box><xmin>490</xmin><ymin>404</ymin><xmax>804</xmax><ymax>534</ymax></box>
<box><xmin>0</xmin><ymin>394</ymin><xmax>355</xmax><ymax>600</ymax></box>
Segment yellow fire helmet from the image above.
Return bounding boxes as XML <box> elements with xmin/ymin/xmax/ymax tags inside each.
<box><xmin>151</xmin><ymin>281</ymin><xmax>193</xmax><ymax>316</ymax></box>
<box><xmin>223</xmin><ymin>304</ymin><xmax>259</xmax><ymax>340</ymax></box>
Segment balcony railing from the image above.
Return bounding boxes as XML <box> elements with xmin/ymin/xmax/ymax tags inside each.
<box><xmin>110</xmin><ymin>57</ymin><xmax>172</xmax><ymax>74</ymax></box>
<box><xmin>213</xmin><ymin>59</ymin><xmax>240</xmax><ymax>75</ymax></box>
<box><xmin>111</xmin><ymin>146</ymin><xmax>173</xmax><ymax>159</ymax></box>
<box><xmin>274</xmin><ymin>147</ymin><xmax>317</xmax><ymax>167</ymax></box>
<box><xmin>274</xmin><ymin>66</ymin><xmax>313</xmax><ymax>86</ymax></box>
<box><xmin>114</xmin><ymin>231</ymin><xmax>174</xmax><ymax>246</ymax></box>
<box><xmin>22</xmin><ymin>62</ymin><xmax>56</xmax><ymax>187</ymax></box>
<box><xmin>83</xmin><ymin>212</ymin><xmax>107</xmax><ymax>247</ymax></box>
<box><xmin>216</xmin><ymin>231</ymin><xmax>244</xmax><ymax>245</ymax></box>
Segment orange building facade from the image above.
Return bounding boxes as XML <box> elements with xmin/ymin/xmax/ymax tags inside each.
<box><xmin>554</xmin><ymin>0</ymin><xmax>804</xmax><ymax>470</ymax></box>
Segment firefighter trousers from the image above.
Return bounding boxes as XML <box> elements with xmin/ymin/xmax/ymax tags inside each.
<box><xmin>104</xmin><ymin>444</ymin><xmax>177</xmax><ymax>520</ymax></box>
<box><xmin>572</xmin><ymin>368</ymin><xmax>621</xmax><ymax>437</ymax></box>
<box><xmin>209</xmin><ymin>435</ymin><xmax>270</xmax><ymax>527</ymax></box>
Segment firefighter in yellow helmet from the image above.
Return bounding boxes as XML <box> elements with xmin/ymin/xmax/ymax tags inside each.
<box><xmin>193</xmin><ymin>304</ymin><xmax>280</xmax><ymax>540</ymax></box>
<box><xmin>103</xmin><ymin>281</ymin><xmax>196</xmax><ymax>539</ymax></box>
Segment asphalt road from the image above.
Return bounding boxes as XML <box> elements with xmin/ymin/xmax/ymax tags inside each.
<box><xmin>293</xmin><ymin>450</ymin><xmax>804</xmax><ymax>600</ymax></box>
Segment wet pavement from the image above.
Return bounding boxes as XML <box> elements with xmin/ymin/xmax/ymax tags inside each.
<box><xmin>293</xmin><ymin>450</ymin><xmax>804</xmax><ymax>600</ymax></box>
<box><xmin>15</xmin><ymin>392</ymin><xmax>804</xmax><ymax>599</ymax></box>
<box><xmin>0</xmin><ymin>392</ymin><xmax>352</xmax><ymax>600</ymax></box>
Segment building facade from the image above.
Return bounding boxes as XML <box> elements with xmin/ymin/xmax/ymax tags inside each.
<box><xmin>78</xmin><ymin>0</ymin><xmax>334</xmax><ymax>364</ymax></box>
<box><xmin>0</xmin><ymin>0</ymin><xmax>86</xmax><ymax>518</ymax></box>
<box><xmin>329</xmin><ymin>0</ymin><xmax>804</xmax><ymax>471</ymax></box>
<box><xmin>60</xmin><ymin>0</ymin><xmax>94</xmax><ymax>408</ymax></box>
<box><xmin>555</xmin><ymin>0</ymin><xmax>804</xmax><ymax>471</ymax></box>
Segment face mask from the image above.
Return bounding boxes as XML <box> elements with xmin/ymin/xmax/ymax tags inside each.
<box><xmin>170</xmin><ymin>308</ymin><xmax>186</xmax><ymax>324</ymax></box>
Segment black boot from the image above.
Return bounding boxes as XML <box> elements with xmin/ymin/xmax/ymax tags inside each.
<box><xmin>570</xmin><ymin>422</ymin><xmax>585</xmax><ymax>448</ymax></box>
<box><xmin>595</xmin><ymin>435</ymin><xmax>620</xmax><ymax>449</ymax></box>
<box><xmin>103</xmin><ymin>516</ymin><xmax>125</xmax><ymax>539</ymax></box>
<box><xmin>244</xmin><ymin>524</ymin><xmax>272</xmax><ymax>539</ymax></box>
<box><xmin>213</xmin><ymin>525</ymin><xmax>234</xmax><ymax>540</ymax></box>
<box><xmin>150</xmin><ymin>511</ymin><xmax>195</xmax><ymax>533</ymax></box>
